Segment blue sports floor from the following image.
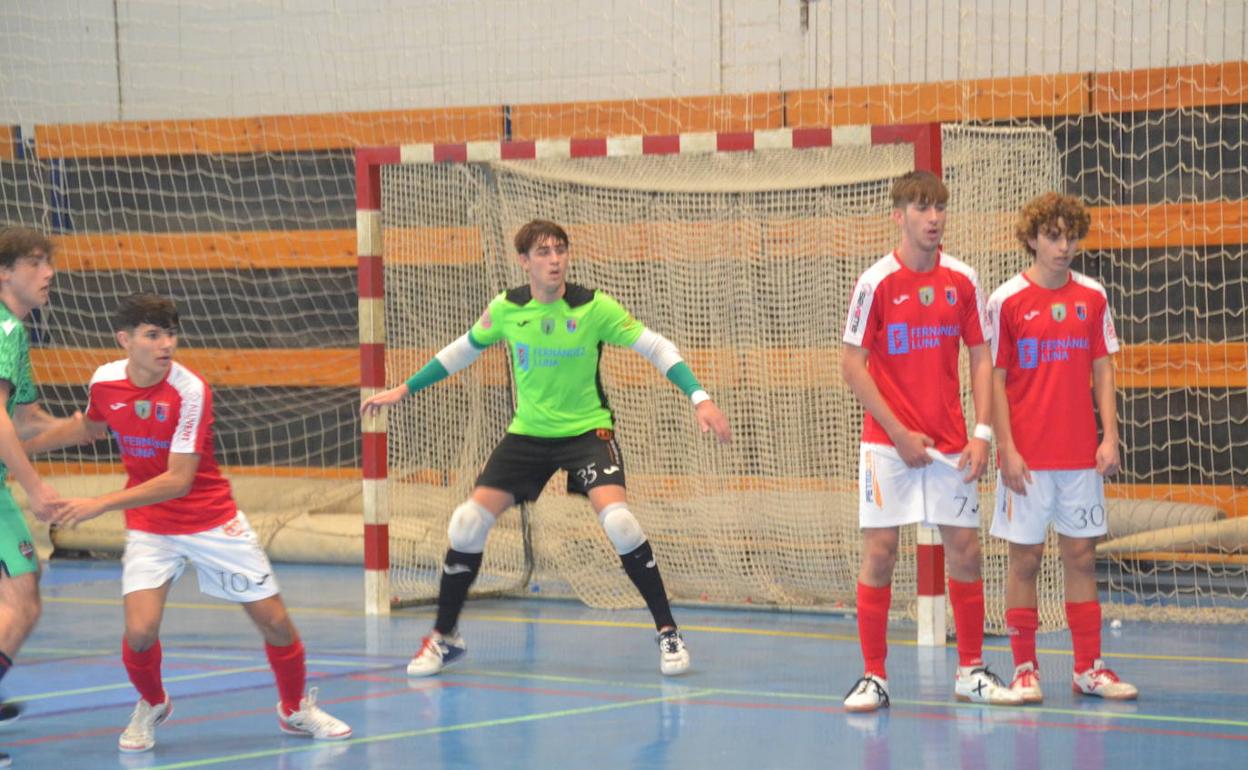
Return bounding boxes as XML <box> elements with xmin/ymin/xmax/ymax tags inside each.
<box><xmin>1</xmin><ymin>559</ymin><xmax>1245</xmax><ymax>769</ymax></box>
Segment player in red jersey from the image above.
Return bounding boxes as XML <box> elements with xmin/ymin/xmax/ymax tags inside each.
<box><xmin>29</xmin><ymin>293</ymin><xmax>352</xmax><ymax>752</ymax></box>
<box><xmin>987</xmin><ymin>193</ymin><xmax>1137</xmax><ymax>702</ymax></box>
<box><xmin>841</xmin><ymin>171</ymin><xmax>1021</xmax><ymax>712</ymax></box>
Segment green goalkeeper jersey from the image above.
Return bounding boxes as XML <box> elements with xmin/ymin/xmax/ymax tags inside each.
<box><xmin>0</xmin><ymin>304</ymin><xmax>36</xmax><ymax>478</ymax></box>
<box><xmin>469</xmin><ymin>283</ymin><xmax>645</xmax><ymax>438</ymax></box>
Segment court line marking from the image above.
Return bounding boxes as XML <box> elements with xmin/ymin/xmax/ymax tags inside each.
<box><xmin>444</xmin><ymin>667</ymin><xmax>1248</xmax><ymax>730</ymax></box>
<box><xmin>139</xmin><ymin>688</ymin><xmax>719</xmax><ymax>770</ymax></box>
<box><xmin>41</xmin><ymin>596</ymin><xmax>1248</xmax><ymax>665</ymax></box>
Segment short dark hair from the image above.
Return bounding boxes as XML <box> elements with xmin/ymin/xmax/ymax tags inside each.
<box><xmin>0</xmin><ymin>226</ymin><xmax>54</xmax><ymax>270</ymax></box>
<box><xmin>890</xmin><ymin>170</ymin><xmax>949</xmax><ymax>208</ymax></box>
<box><xmin>514</xmin><ymin>219</ymin><xmax>569</xmax><ymax>255</ymax></box>
<box><xmin>114</xmin><ymin>293</ymin><xmax>179</xmax><ymax>332</ymax></box>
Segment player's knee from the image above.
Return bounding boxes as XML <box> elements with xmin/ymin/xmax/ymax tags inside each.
<box><xmin>598</xmin><ymin>502</ymin><xmax>646</xmax><ymax>555</ymax></box>
<box><xmin>1009</xmin><ymin>548</ymin><xmax>1044</xmax><ymax>580</ymax></box>
<box><xmin>125</xmin><ymin>629</ymin><xmax>160</xmax><ymax>653</ymax></box>
<box><xmin>447</xmin><ymin>499</ymin><xmax>496</xmax><ymax>553</ymax></box>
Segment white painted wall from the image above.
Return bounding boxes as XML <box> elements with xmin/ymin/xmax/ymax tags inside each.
<box><xmin>1</xmin><ymin>0</ymin><xmax>1244</xmax><ymax>124</ymax></box>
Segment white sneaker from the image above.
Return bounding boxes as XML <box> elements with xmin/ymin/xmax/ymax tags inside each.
<box><xmin>278</xmin><ymin>687</ymin><xmax>352</xmax><ymax>740</ymax></box>
<box><xmin>407</xmin><ymin>631</ymin><xmax>467</xmax><ymax>677</ymax></box>
<box><xmin>657</xmin><ymin>629</ymin><xmax>690</xmax><ymax>676</ymax></box>
<box><xmin>955</xmin><ymin>665</ymin><xmax>1024</xmax><ymax>706</ymax></box>
<box><xmin>843</xmin><ymin>674</ymin><xmax>890</xmax><ymax>713</ymax></box>
<box><xmin>1072</xmin><ymin>659</ymin><xmax>1138</xmax><ymax>700</ymax></box>
<box><xmin>118</xmin><ymin>695</ymin><xmax>173</xmax><ymax>753</ymax></box>
<box><xmin>1010</xmin><ymin>662</ymin><xmax>1043</xmax><ymax>704</ymax></box>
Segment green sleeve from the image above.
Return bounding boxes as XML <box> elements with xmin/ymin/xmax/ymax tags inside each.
<box><xmin>405</xmin><ymin>359</ymin><xmax>450</xmax><ymax>394</ymax></box>
<box><xmin>664</xmin><ymin>361</ymin><xmax>703</xmax><ymax>397</ymax></box>
<box><xmin>469</xmin><ymin>293</ymin><xmax>508</xmax><ymax>347</ymax></box>
<box><xmin>594</xmin><ymin>291</ymin><xmax>645</xmax><ymax>347</ymax></box>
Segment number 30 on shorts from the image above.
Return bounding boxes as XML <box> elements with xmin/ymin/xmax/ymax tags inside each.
<box><xmin>1073</xmin><ymin>504</ymin><xmax>1106</xmax><ymax>529</ymax></box>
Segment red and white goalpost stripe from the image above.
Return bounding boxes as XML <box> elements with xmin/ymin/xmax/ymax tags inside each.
<box><xmin>356</xmin><ymin>123</ymin><xmax>948</xmax><ymax>645</ymax></box>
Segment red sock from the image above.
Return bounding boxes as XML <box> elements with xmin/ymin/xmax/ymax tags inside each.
<box><xmin>266</xmin><ymin>639</ymin><xmax>307</xmax><ymax>717</ymax></box>
<box><xmin>856</xmin><ymin>582</ymin><xmax>891</xmax><ymax>678</ymax></box>
<box><xmin>122</xmin><ymin>637</ymin><xmax>166</xmax><ymax>707</ymax></box>
<box><xmin>1005</xmin><ymin>607</ymin><xmax>1039</xmax><ymax>669</ymax></box>
<box><xmin>948</xmin><ymin>578</ymin><xmax>985</xmax><ymax>667</ymax></box>
<box><xmin>1065</xmin><ymin>600</ymin><xmax>1101</xmax><ymax>673</ymax></box>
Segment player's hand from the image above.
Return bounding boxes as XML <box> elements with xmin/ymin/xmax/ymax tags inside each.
<box><xmin>26</xmin><ymin>481</ymin><xmax>62</xmax><ymax>522</ymax></box>
<box><xmin>1095</xmin><ymin>438</ymin><xmax>1121</xmax><ymax>477</ymax></box>
<box><xmin>360</xmin><ymin>385</ymin><xmax>409</xmax><ymax>417</ymax></box>
<box><xmin>48</xmin><ymin>497</ymin><xmax>106</xmax><ymax>528</ymax></box>
<box><xmin>958</xmin><ymin>437</ymin><xmax>990</xmax><ymax>482</ymax></box>
<box><xmin>999</xmin><ymin>447</ymin><xmax>1032</xmax><ymax>495</ymax></box>
<box><xmin>893</xmin><ymin>430</ymin><xmax>935</xmax><ymax>468</ymax></box>
<box><xmin>694</xmin><ymin>400</ymin><xmax>731</xmax><ymax>444</ymax></box>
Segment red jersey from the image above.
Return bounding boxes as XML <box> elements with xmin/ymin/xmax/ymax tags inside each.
<box><xmin>86</xmin><ymin>360</ymin><xmax>237</xmax><ymax>535</ymax></box>
<box><xmin>987</xmin><ymin>271</ymin><xmax>1119</xmax><ymax>469</ymax></box>
<box><xmin>843</xmin><ymin>250</ymin><xmax>990</xmax><ymax>454</ymax></box>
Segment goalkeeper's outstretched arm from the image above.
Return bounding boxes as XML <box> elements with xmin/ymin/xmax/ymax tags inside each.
<box><xmin>360</xmin><ymin>332</ymin><xmax>487</xmax><ymax>416</ymax></box>
<box><xmin>629</xmin><ymin>328</ymin><xmax>731</xmax><ymax>443</ymax></box>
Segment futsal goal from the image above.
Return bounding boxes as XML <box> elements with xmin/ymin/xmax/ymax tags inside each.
<box><xmin>358</xmin><ymin>122</ymin><xmax>1076</xmax><ymax>640</ymax></box>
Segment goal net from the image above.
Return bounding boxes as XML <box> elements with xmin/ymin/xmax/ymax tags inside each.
<box><xmin>380</xmin><ymin>124</ymin><xmax>1067</xmax><ymax>630</ymax></box>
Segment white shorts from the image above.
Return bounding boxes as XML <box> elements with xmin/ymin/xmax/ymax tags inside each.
<box><xmin>122</xmin><ymin>512</ymin><xmax>281</xmax><ymax>603</ymax></box>
<box><xmin>858</xmin><ymin>443</ymin><xmax>981</xmax><ymax>529</ymax></box>
<box><xmin>989</xmin><ymin>469</ymin><xmax>1107</xmax><ymax>545</ymax></box>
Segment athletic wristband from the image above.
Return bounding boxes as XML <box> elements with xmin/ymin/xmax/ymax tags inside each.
<box><xmin>690</xmin><ymin>390</ymin><xmax>711</xmax><ymax>406</ymax></box>
<box><xmin>972</xmin><ymin>423</ymin><xmax>993</xmax><ymax>442</ymax></box>
<box><xmin>405</xmin><ymin>359</ymin><xmax>451</xmax><ymax>394</ymax></box>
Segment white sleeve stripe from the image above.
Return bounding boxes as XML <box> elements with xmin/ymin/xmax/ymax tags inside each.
<box><xmin>434</xmin><ymin>333</ymin><xmax>483</xmax><ymax>374</ymax></box>
<box><xmin>629</xmin><ymin>328</ymin><xmax>683</xmax><ymax>374</ymax></box>
<box><xmin>168</xmin><ymin>364</ymin><xmax>207</xmax><ymax>454</ymax></box>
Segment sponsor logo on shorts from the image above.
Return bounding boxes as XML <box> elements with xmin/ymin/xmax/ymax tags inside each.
<box><xmin>596</xmin><ymin>428</ymin><xmax>614</xmax><ymax>441</ymax></box>
<box><xmin>223</xmin><ymin>517</ymin><xmax>246</xmax><ymax>537</ymax></box>
<box><xmin>603</xmin><ymin>465</ymin><xmax>621</xmax><ymax>475</ymax></box>
<box><xmin>18</xmin><ymin>540</ymin><xmax>35</xmax><ymax>561</ymax></box>
<box><xmin>134</xmin><ymin>400</ymin><xmax>151</xmax><ymax>419</ymax></box>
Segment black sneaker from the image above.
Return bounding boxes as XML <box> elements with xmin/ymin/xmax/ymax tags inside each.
<box><xmin>0</xmin><ymin>701</ymin><xmax>21</xmax><ymax>726</ymax></box>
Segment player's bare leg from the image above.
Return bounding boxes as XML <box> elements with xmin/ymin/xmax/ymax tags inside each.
<box><xmin>845</xmin><ymin>527</ymin><xmax>897</xmax><ymax>712</ymax></box>
<box><xmin>1060</xmin><ymin>535</ymin><xmax>1136</xmax><ymax>699</ymax></box>
<box><xmin>941</xmin><ymin>525</ymin><xmax>1020</xmax><ymax>706</ymax></box>
<box><xmin>0</xmin><ymin>572</ymin><xmax>40</xmax><ymax>726</ymax></box>
<box><xmin>408</xmin><ymin>486</ymin><xmax>512</xmax><ymax>677</ymax></box>
<box><xmin>245</xmin><ymin>593</ymin><xmax>351</xmax><ymax>739</ymax></box>
<box><xmin>118</xmin><ymin>583</ymin><xmax>174</xmax><ymax>752</ymax></box>
<box><xmin>589</xmin><ymin>484</ymin><xmax>686</xmax><ymax>674</ymax></box>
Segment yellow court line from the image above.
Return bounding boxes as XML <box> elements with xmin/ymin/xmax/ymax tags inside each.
<box><xmin>44</xmin><ymin>596</ymin><xmax>1248</xmax><ymax>666</ymax></box>
<box><xmin>452</xmin><ymin>667</ymin><xmax>1248</xmax><ymax>729</ymax></box>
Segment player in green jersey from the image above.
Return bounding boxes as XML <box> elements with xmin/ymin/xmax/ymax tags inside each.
<box><xmin>362</xmin><ymin>219</ymin><xmax>731</xmax><ymax>677</ymax></box>
<box><xmin>0</xmin><ymin>226</ymin><xmax>80</xmax><ymax>766</ymax></box>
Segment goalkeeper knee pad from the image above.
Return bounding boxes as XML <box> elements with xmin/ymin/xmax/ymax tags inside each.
<box><xmin>447</xmin><ymin>499</ymin><xmax>496</xmax><ymax>553</ymax></box>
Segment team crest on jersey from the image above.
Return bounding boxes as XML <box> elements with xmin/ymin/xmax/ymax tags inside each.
<box><xmin>541</xmin><ymin>318</ymin><xmax>555</xmax><ymax>335</ymax></box>
<box><xmin>1075</xmin><ymin>302</ymin><xmax>1087</xmax><ymax>320</ymax></box>
<box><xmin>944</xmin><ymin>286</ymin><xmax>957</xmax><ymax>305</ymax></box>
<box><xmin>155</xmin><ymin>401</ymin><xmax>170</xmax><ymax>422</ymax></box>
<box><xmin>566</xmin><ymin>318</ymin><xmax>577</xmax><ymax>333</ymax></box>
<box><xmin>919</xmin><ymin>286</ymin><xmax>935</xmax><ymax>306</ymax></box>
<box><xmin>134</xmin><ymin>400</ymin><xmax>152</xmax><ymax>419</ymax></box>
<box><xmin>1051</xmin><ymin>303</ymin><xmax>1067</xmax><ymax>322</ymax></box>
